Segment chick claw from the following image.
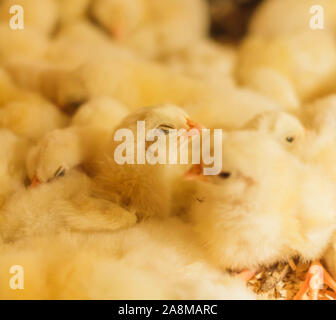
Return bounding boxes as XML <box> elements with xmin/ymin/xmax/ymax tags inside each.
<box><xmin>293</xmin><ymin>260</ymin><xmax>336</xmax><ymax>300</ymax></box>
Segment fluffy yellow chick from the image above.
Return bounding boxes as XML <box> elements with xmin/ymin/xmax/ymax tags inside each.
<box><xmin>163</xmin><ymin>40</ymin><xmax>236</xmax><ymax>90</ymax></box>
<box><xmin>0</xmin><ymin>92</ymin><xmax>69</xmax><ymax>141</ymax></box>
<box><xmin>0</xmin><ymin>23</ymin><xmax>48</xmax><ymax>63</ymax></box>
<box><xmin>188</xmin><ymin>130</ymin><xmax>336</xmax><ymax>298</ymax></box>
<box><xmin>56</xmin><ymin>0</ymin><xmax>91</xmax><ymax>26</ymax></box>
<box><xmin>91</xmin><ymin>0</ymin><xmax>209</xmax><ymax>59</ymax></box>
<box><xmin>244</xmin><ymin>110</ymin><xmax>306</xmax><ymax>150</ymax></box>
<box><xmin>185</xmin><ymin>85</ymin><xmax>281</xmax><ymax>130</ymax></box>
<box><xmin>236</xmin><ymin>31</ymin><xmax>336</xmax><ymax>102</ymax></box>
<box><xmin>0</xmin><ymin>129</ymin><xmax>31</xmax><ymax>207</ymax></box>
<box><xmin>26</xmin><ymin>97</ymin><xmax>129</xmax><ymax>183</ymax></box>
<box><xmin>0</xmin><ymin>0</ymin><xmax>58</xmax><ymax>35</ymax></box>
<box><xmin>71</xmin><ymin>96</ymin><xmax>129</xmax><ymax>130</ymax></box>
<box><xmin>45</xmin><ymin>20</ymin><xmax>137</xmax><ymax>68</ymax></box>
<box><xmin>241</xmin><ymin>67</ymin><xmax>300</xmax><ymax>112</ymax></box>
<box><xmin>297</xmin><ymin>95</ymin><xmax>336</xmax><ymax>182</ymax></box>
<box><xmin>84</xmin><ymin>104</ymin><xmax>203</xmax><ymax>219</ymax></box>
<box><xmin>25</xmin><ymin>98</ymin><xmax>129</xmax><ymax>183</ymax></box>
<box><xmin>249</xmin><ymin>0</ymin><xmax>336</xmax><ymax>37</ymax></box>
<box><xmin>0</xmin><ymin>218</ymin><xmax>255</xmax><ymax>299</ymax></box>
<box><xmin>0</xmin><ymin>169</ymin><xmax>137</xmax><ymax>242</ymax></box>
<box><xmin>27</xmin><ymin>105</ymin><xmax>202</xmax><ymax>219</ymax></box>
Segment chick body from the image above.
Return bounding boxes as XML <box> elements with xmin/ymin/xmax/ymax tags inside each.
<box><xmin>189</xmin><ymin>131</ymin><xmax>336</xmax><ymax>271</ymax></box>
<box><xmin>236</xmin><ymin>31</ymin><xmax>336</xmax><ymax>102</ymax></box>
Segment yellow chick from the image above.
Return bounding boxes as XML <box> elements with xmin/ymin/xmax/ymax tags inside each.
<box><xmin>26</xmin><ymin>97</ymin><xmax>129</xmax><ymax>183</ymax></box>
<box><xmin>27</xmin><ymin>105</ymin><xmax>202</xmax><ymax>219</ymax></box>
<box><xmin>0</xmin><ymin>23</ymin><xmax>48</xmax><ymax>63</ymax></box>
<box><xmin>27</xmin><ymin>105</ymin><xmax>201</xmax><ymax>217</ymax></box>
<box><xmin>0</xmin><ymin>169</ymin><xmax>137</xmax><ymax>242</ymax></box>
<box><xmin>86</xmin><ymin>104</ymin><xmax>203</xmax><ymax>219</ymax></box>
<box><xmin>71</xmin><ymin>96</ymin><xmax>129</xmax><ymax>130</ymax></box>
<box><xmin>244</xmin><ymin>110</ymin><xmax>306</xmax><ymax>150</ymax></box>
<box><xmin>56</xmin><ymin>0</ymin><xmax>91</xmax><ymax>26</ymax></box>
<box><xmin>188</xmin><ymin>130</ymin><xmax>336</xmax><ymax>299</ymax></box>
<box><xmin>163</xmin><ymin>40</ymin><xmax>236</xmax><ymax>90</ymax></box>
<box><xmin>0</xmin><ymin>92</ymin><xmax>69</xmax><ymax>141</ymax></box>
<box><xmin>236</xmin><ymin>31</ymin><xmax>336</xmax><ymax>102</ymax></box>
<box><xmin>0</xmin><ymin>129</ymin><xmax>31</xmax><ymax>207</ymax></box>
<box><xmin>240</xmin><ymin>67</ymin><xmax>300</xmax><ymax>112</ymax></box>
<box><xmin>91</xmin><ymin>0</ymin><xmax>209</xmax><ymax>59</ymax></box>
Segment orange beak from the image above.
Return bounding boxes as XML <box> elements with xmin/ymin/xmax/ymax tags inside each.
<box><xmin>184</xmin><ymin>164</ymin><xmax>204</xmax><ymax>180</ymax></box>
<box><xmin>110</xmin><ymin>25</ymin><xmax>123</xmax><ymax>40</ymax></box>
<box><xmin>30</xmin><ymin>176</ymin><xmax>40</xmax><ymax>188</ymax></box>
<box><xmin>186</xmin><ymin>118</ymin><xmax>203</xmax><ymax>134</ymax></box>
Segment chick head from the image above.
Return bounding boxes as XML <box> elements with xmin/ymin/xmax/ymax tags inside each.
<box><xmin>92</xmin><ymin>0</ymin><xmax>145</xmax><ymax>39</ymax></box>
<box><xmin>26</xmin><ymin>128</ymin><xmax>84</xmax><ymax>185</ymax></box>
<box><xmin>187</xmin><ymin>130</ymin><xmax>299</xmax><ymax>269</ymax></box>
<box><xmin>244</xmin><ymin>111</ymin><xmax>306</xmax><ymax>151</ymax></box>
<box><xmin>109</xmin><ymin>103</ymin><xmax>203</xmax><ymax>167</ymax></box>
<box><xmin>116</xmin><ymin>103</ymin><xmax>199</xmax><ymax>132</ymax></box>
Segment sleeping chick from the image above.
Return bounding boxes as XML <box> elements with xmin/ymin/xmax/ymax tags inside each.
<box><xmin>0</xmin><ymin>169</ymin><xmax>137</xmax><ymax>242</ymax></box>
<box><xmin>188</xmin><ymin>130</ymin><xmax>336</xmax><ymax>299</ymax></box>
<box><xmin>26</xmin><ymin>97</ymin><xmax>129</xmax><ymax>184</ymax></box>
<box><xmin>27</xmin><ymin>104</ymin><xmax>202</xmax><ymax>219</ymax></box>
<box><xmin>91</xmin><ymin>0</ymin><xmax>209</xmax><ymax>59</ymax></box>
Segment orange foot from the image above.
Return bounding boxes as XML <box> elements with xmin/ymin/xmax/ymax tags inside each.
<box><xmin>293</xmin><ymin>260</ymin><xmax>336</xmax><ymax>300</ymax></box>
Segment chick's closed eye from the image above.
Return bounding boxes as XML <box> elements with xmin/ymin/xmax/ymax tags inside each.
<box><xmin>53</xmin><ymin>166</ymin><xmax>67</xmax><ymax>179</ymax></box>
<box><xmin>218</xmin><ymin>172</ymin><xmax>231</xmax><ymax>179</ymax></box>
<box><xmin>157</xmin><ymin>124</ymin><xmax>175</xmax><ymax>135</ymax></box>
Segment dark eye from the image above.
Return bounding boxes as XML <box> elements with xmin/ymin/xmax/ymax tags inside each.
<box><xmin>157</xmin><ymin>124</ymin><xmax>175</xmax><ymax>135</ymax></box>
<box><xmin>286</xmin><ymin>136</ymin><xmax>295</xmax><ymax>143</ymax></box>
<box><xmin>219</xmin><ymin>172</ymin><xmax>231</xmax><ymax>179</ymax></box>
<box><xmin>54</xmin><ymin>166</ymin><xmax>66</xmax><ymax>178</ymax></box>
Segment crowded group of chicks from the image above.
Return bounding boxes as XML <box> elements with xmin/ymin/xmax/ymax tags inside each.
<box><xmin>1</xmin><ymin>0</ymin><xmax>336</xmax><ymax>300</ymax></box>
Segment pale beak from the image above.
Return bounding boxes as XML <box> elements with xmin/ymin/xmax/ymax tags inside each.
<box><xmin>30</xmin><ymin>175</ymin><xmax>40</xmax><ymax>188</ymax></box>
<box><xmin>184</xmin><ymin>164</ymin><xmax>204</xmax><ymax>180</ymax></box>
